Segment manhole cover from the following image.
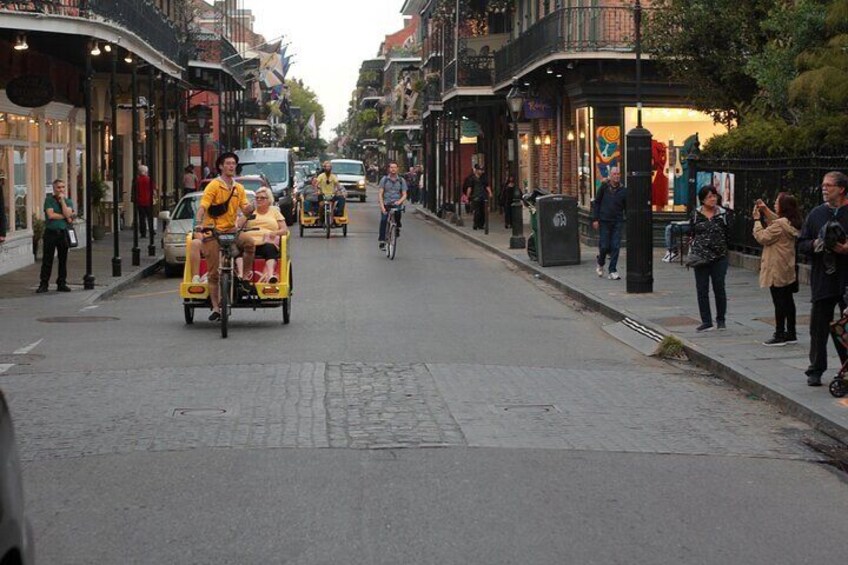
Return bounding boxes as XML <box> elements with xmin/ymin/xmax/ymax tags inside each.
<box><xmin>651</xmin><ymin>316</ymin><xmax>700</xmax><ymax>327</ymax></box>
<box><xmin>172</xmin><ymin>408</ymin><xmax>228</xmax><ymax>417</ymax></box>
<box><xmin>37</xmin><ymin>316</ymin><xmax>119</xmax><ymax>323</ymax></box>
<box><xmin>496</xmin><ymin>404</ymin><xmax>559</xmax><ymax>414</ymax></box>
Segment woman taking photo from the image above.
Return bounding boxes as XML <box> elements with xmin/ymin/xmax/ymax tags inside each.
<box><xmin>690</xmin><ymin>185</ymin><xmax>731</xmax><ymax>332</ymax></box>
<box><xmin>753</xmin><ymin>193</ymin><xmax>802</xmax><ymax>346</ymax></box>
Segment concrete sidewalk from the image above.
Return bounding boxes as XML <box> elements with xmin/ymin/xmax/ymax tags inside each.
<box><xmin>0</xmin><ymin>229</ymin><xmax>162</xmax><ymax>303</ymax></box>
<box><xmin>415</xmin><ymin>206</ymin><xmax>848</xmax><ymax>444</ymax></box>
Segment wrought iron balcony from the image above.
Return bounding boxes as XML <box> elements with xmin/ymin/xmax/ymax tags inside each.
<box><xmin>0</xmin><ymin>0</ymin><xmax>183</xmax><ymax>64</ymax></box>
<box><xmin>494</xmin><ymin>6</ymin><xmax>637</xmax><ymax>85</ymax></box>
<box><xmin>442</xmin><ymin>54</ymin><xmax>496</xmax><ymax>91</ymax></box>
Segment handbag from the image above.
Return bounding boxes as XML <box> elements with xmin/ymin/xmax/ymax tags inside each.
<box><xmin>684</xmin><ymin>252</ymin><xmax>711</xmax><ymax>268</ymax></box>
<box><xmin>207</xmin><ymin>183</ymin><xmax>236</xmax><ymax>218</ymax></box>
<box><xmin>65</xmin><ymin>226</ymin><xmax>79</xmax><ymax>248</ymax></box>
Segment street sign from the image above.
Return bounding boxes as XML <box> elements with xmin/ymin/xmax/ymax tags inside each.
<box><xmin>6</xmin><ymin>75</ymin><xmax>53</xmax><ymax>108</ymax></box>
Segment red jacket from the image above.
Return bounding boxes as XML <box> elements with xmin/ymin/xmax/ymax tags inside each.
<box><xmin>136</xmin><ymin>175</ymin><xmax>153</xmax><ymax>206</ymax></box>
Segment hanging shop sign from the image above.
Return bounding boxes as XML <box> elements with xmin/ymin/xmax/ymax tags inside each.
<box><xmin>6</xmin><ymin>75</ymin><xmax>54</xmax><ymax>108</ymax></box>
<box><xmin>523</xmin><ymin>98</ymin><xmax>554</xmax><ymax>119</ymax></box>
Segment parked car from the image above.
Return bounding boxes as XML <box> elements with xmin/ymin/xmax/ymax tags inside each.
<box><xmin>331</xmin><ymin>159</ymin><xmax>368</xmax><ymax>202</ymax></box>
<box><xmin>159</xmin><ymin>189</ymin><xmax>256</xmax><ymax>276</ymax></box>
<box><xmin>0</xmin><ymin>391</ymin><xmax>35</xmax><ymax>565</ymax></box>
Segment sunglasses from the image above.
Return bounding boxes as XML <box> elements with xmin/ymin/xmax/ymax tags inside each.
<box><xmin>255</xmin><ymin>196</ymin><xmax>269</xmax><ymax>200</ymax></box>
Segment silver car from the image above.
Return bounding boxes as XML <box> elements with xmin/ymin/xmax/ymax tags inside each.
<box><xmin>159</xmin><ymin>190</ymin><xmax>255</xmax><ymax>277</ymax></box>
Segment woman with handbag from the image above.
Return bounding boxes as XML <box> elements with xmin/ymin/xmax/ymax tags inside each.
<box><xmin>689</xmin><ymin>186</ymin><xmax>731</xmax><ymax>332</ymax></box>
<box><xmin>753</xmin><ymin>193</ymin><xmax>802</xmax><ymax>346</ymax></box>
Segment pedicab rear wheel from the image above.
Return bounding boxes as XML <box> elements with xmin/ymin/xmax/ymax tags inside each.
<box><xmin>343</xmin><ymin>224</ymin><xmax>348</xmax><ymax>237</ymax></box>
<box><xmin>282</xmin><ymin>264</ymin><xmax>292</xmax><ymax>324</ymax></box>
<box><xmin>184</xmin><ymin>304</ymin><xmax>194</xmax><ymax>325</ymax></box>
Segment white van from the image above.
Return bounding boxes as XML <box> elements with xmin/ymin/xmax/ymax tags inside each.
<box><xmin>236</xmin><ymin>148</ymin><xmax>297</xmax><ymax>221</ymax></box>
<box><xmin>331</xmin><ymin>159</ymin><xmax>368</xmax><ymax>202</ymax></box>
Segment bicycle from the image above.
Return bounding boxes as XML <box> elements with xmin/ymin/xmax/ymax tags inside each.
<box><xmin>384</xmin><ymin>205</ymin><xmax>404</xmax><ymax>260</ymax></box>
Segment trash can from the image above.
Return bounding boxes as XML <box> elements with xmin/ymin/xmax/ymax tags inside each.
<box><xmin>536</xmin><ymin>194</ymin><xmax>580</xmax><ymax>267</ymax></box>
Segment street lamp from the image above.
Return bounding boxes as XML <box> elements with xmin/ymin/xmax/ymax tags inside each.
<box><xmin>506</xmin><ymin>83</ymin><xmax>525</xmax><ymax>249</ymax></box>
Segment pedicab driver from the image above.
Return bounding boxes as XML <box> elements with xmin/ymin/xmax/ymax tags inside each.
<box><xmin>194</xmin><ymin>152</ymin><xmax>256</xmax><ymax>322</ymax></box>
<box><xmin>314</xmin><ymin>161</ymin><xmax>346</xmax><ymax>220</ymax></box>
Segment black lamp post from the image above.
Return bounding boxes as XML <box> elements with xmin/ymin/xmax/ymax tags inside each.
<box><xmin>110</xmin><ymin>47</ymin><xmax>121</xmax><ymax>277</ymax></box>
<box><xmin>506</xmin><ymin>83</ymin><xmax>525</xmax><ymax>249</ymax></box>
<box><xmin>131</xmin><ymin>57</ymin><xmax>140</xmax><ymax>266</ymax></box>
<box><xmin>625</xmin><ymin>0</ymin><xmax>653</xmax><ymax>293</ymax></box>
<box><xmin>83</xmin><ymin>46</ymin><xmax>95</xmax><ymax>290</ymax></box>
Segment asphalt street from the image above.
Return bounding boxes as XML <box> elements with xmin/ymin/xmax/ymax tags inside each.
<box><xmin>1</xmin><ymin>188</ymin><xmax>847</xmax><ymax>563</ymax></box>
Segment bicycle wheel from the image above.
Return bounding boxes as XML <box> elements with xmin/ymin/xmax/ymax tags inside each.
<box><xmin>220</xmin><ymin>272</ymin><xmax>231</xmax><ymax>339</ymax></box>
<box><xmin>184</xmin><ymin>304</ymin><xmax>194</xmax><ymax>325</ymax></box>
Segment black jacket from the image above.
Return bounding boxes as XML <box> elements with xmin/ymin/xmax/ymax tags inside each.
<box><xmin>592</xmin><ymin>181</ymin><xmax>627</xmax><ymax>222</ymax></box>
<box><xmin>690</xmin><ymin>206</ymin><xmax>731</xmax><ymax>264</ymax></box>
<box><xmin>798</xmin><ymin>203</ymin><xmax>848</xmax><ymax>302</ymax></box>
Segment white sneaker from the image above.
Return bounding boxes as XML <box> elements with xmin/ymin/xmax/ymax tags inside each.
<box><xmin>662</xmin><ymin>251</ymin><xmax>672</xmax><ymax>263</ymax></box>
<box><xmin>608</xmin><ymin>272</ymin><xmax>621</xmax><ymax>280</ymax></box>
<box><xmin>595</xmin><ymin>265</ymin><xmax>604</xmax><ymax>277</ymax></box>
<box><xmin>669</xmin><ymin>251</ymin><xmax>679</xmax><ymax>262</ymax></box>
<box><xmin>191</xmin><ymin>275</ymin><xmax>201</xmax><ymax>283</ymax></box>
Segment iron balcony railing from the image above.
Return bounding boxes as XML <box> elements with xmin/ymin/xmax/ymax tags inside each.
<box><xmin>0</xmin><ymin>0</ymin><xmax>183</xmax><ymax>64</ymax></box>
<box><xmin>442</xmin><ymin>55</ymin><xmax>496</xmax><ymax>91</ymax></box>
<box><xmin>494</xmin><ymin>6</ymin><xmax>637</xmax><ymax>85</ymax></box>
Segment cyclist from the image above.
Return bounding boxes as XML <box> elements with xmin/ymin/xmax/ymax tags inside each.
<box><xmin>378</xmin><ymin>161</ymin><xmax>408</xmax><ymax>250</ymax></box>
<box><xmin>194</xmin><ymin>152</ymin><xmax>256</xmax><ymax>322</ymax></box>
<box><xmin>314</xmin><ymin>161</ymin><xmax>346</xmax><ymax>221</ymax></box>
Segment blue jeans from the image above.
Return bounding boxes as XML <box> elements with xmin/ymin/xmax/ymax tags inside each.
<box><xmin>665</xmin><ymin>222</ymin><xmax>691</xmax><ymax>250</ymax></box>
<box><xmin>693</xmin><ymin>257</ymin><xmax>728</xmax><ymax>325</ymax></box>
<box><xmin>332</xmin><ymin>195</ymin><xmax>345</xmax><ymax>216</ymax></box>
<box><xmin>597</xmin><ymin>220</ymin><xmax>623</xmax><ymax>273</ymax></box>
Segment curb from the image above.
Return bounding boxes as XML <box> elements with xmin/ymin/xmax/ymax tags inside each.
<box><xmin>416</xmin><ymin>208</ymin><xmax>848</xmax><ymax>445</ymax></box>
<box><xmin>85</xmin><ymin>257</ymin><xmax>164</xmax><ymax>304</ymax></box>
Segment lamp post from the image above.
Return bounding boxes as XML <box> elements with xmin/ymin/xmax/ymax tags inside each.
<box><xmin>110</xmin><ymin>48</ymin><xmax>121</xmax><ymax>277</ymax></box>
<box><xmin>625</xmin><ymin>0</ymin><xmax>653</xmax><ymax>293</ymax></box>
<box><xmin>506</xmin><ymin>83</ymin><xmax>525</xmax><ymax>249</ymax></box>
<box><xmin>131</xmin><ymin>57</ymin><xmax>140</xmax><ymax>266</ymax></box>
<box><xmin>83</xmin><ymin>48</ymin><xmax>95</xmax><ymax>289</ymax></box>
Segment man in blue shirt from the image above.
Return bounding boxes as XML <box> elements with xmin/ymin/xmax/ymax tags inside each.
<box><xmin>377</xmin><ymin>161</ymin><xmax>408</xmax><ymax>250</ymax></box>
<box><xmin>592</xmin><ymin>168</ymin><xmax>627</xmax><ymax>280</ymax></box>
<box><xmin>38</xmin><ymin>179</ymin><xmax>75</xmax><ymax>293</ymax></box>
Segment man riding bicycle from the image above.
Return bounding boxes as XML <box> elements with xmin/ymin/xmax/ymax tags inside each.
<box><xmin>314</xmin><ymin>161</ymin><xmax>346</xmax><ymax>221</ymax></box>
<box><xmin>378</xmin><ymin>161</ymin><xmax>408</xmax><ymax>250</ymax></box>
<box><xmin>194</xmin><ymin>152</ymin><xmax>256</xmax><ymax>322</ymax></box>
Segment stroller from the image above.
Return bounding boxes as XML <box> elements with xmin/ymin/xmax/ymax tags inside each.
<box><xmin>828</xmin><ymin>315</ymin><xmax>848</xmax><ymax>397</ymax></box>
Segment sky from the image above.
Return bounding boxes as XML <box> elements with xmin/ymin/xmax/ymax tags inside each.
<box><xmin>243</xmin><ymin>0</ymin><xmax>407</xmax><ymax>139</ymax></box>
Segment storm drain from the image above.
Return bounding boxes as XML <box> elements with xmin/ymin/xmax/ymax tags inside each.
<box><xmin>495</xmin><ymin>404</ymin><xmax>559</xmax><ymax>414</ymax></box>
<box><xmin>37</xmin><ymin>316</ymin><xmax>119</xmax><ymax>323</ymax></box>
<box><xmin>172</xmin><ymin>408</ymin><xmax>228</xmax><ymax>417</ymax></box>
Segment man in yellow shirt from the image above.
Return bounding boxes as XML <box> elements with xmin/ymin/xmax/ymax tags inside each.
<box><xmin>314</xmin><ymin>161</ymin><xmax>346</xmax><ymax>221</ymax></box>
<box><xmin>194</xmin><ymin>152</ymin><xmax>256</xmax><ymax>322</ymax></box>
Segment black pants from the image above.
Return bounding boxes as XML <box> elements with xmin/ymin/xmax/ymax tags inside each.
<box><xmin>138</xmin><ymin>205</ymin><xmax>154</xmax><ymax>238</ymax></box>
<box><xmin>472</xmin><ymin>198</ymin><xmax>487</xmax><ymax>229</ymax></box>
<box><xmin>769</xmin><ymin>284</ymin><xmax>796</xmax><ymax>337</ymax></box>
<box><xmin>40</xmin><ymin>229</ymin><xmax>69</xmax><ymax>286</ymax></box>
<box><xmin>807</xmin><ymin>296</ymin><xmax>847</xmax><ymax>378</ymax></box>
<box><xmin>693</xmin><ymin>257</ymin><xmax>728</xmax><ymax>325</ymax></box>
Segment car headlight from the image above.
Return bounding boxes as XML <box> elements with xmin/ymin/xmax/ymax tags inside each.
<box><xmin>357</xmin><ymin>180</ymin><xmax>366</xmax><ymax>187</ymax></box>
<box><xmin>164</xmin><ymin>233</ymin><xmax>186</xmax><ymax>245</ymax></box>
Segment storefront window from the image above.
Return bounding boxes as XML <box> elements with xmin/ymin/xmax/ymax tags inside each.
<box><xmin>624</xmin><ymin>107</ymin><xmax>727</xmax><ymax>212</ymax></box>
<box><xmin>13</xmin><ymin>147</ymin><xmax>28</xmax><ymax>230</ymax></box>
<box><xmin>0</xmin><ymin>114</ymin><xmax>28</xmax><ymax>141</ymax></box>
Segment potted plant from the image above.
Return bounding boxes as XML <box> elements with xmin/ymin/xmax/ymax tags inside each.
<box><xmin>31</xmin><ymin>213</ymin><xmax>44</xmax><ymax>261</ymax></box>
<box><xmin>90</xmin><ymin>172</ymin><xmax>107</xmax><ymax>240</ymax></box>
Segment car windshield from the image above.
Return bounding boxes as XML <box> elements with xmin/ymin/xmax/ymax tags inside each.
<box><xmin>240</xmin><ymin>162</ymin><xmax>288</xmax><ymax>183</ymax></box>
<box><xmin>173</xmin><ymin>196</ymin><xmax>199</xmax><ymax>220</ymax></box>
<box><xmin>239</xmin><ymin>178</ymin><xmax>265</xmax><ymax>191</ymax></box>
<box><xmin>332</xmin><ymin>162</ymin><xmax>365</xmax><ymax>176</ymax></box>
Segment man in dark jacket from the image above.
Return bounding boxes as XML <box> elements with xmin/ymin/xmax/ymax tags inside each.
<box><xmin>592</xmin><ymin>168</ymin><xmax>627</xmax><ymax>280</ymax></box>
<box><xmin>798</xmin><ymin>171</ymin><xmax>848</xmax><ymax>386</ymax></box>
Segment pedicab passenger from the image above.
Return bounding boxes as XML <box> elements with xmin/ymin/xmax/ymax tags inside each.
<box><xmin>237</xmin><ymin>186</ymin><xmax>288</xmax><ymax>283</ymax></box>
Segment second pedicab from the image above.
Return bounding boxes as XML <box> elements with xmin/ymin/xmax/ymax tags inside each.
<box><xmin>299</xmin><ymin>192</ymin><xmax>348</xmax><ymax>238</ymax></box>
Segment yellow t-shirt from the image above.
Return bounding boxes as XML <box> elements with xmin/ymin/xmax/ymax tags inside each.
<box><xmin>315</xmin><ymin>173</ymin><xmax>339</xmax><ymax>197</ymax></box>
<box><xmin>246</xmin><ymin>206</ymin><xmax>285</xmax><ymax>245</ymax></box>
<box><xmin>199</xmin><ymin>178</ymin><xmax>249</xmax><ymax>231</ymax></box>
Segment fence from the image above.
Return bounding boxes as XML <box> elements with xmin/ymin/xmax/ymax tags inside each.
<box><xmin>690</xmin><ymin>156</ymin><xmax>848</xmax><ymax>257</ymax></box>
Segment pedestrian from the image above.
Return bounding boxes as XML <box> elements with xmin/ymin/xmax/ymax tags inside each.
<box><xmin>405</xmin><ymin>167</ymin><xmax>420</xmax><ymax>204</ymax></box>
<box><xmin>135</xmin><ymin>164</ymin><xmax>154</xmax><ymax>238</ymax></box>
<box><xmin>202</xmin><ymin>164</ymin><xmax>211</xmax><ymax>179</ymax></box>
<box><xmin>753</xmin><ymin>193</ymin><xmax>801</xmax><ymax>346</ymax></box>
<box><xmin>0</xmin><ymin>172</ymin><xmax>7</xmax><ymax>244</ymax></box>
<box><xmin>501</xmin><ymin>174</ymin><xmax>517</xmax><ymax>229</ymax></box>
<box><xmin>689</xmin><ymin>185</ymin><xmax>731</xmax><ymax>332</ymax></box>
<box><xmin>182</xmin><ymin>164</ymin><xmax>199</xmax><ymax>196</ymax></box>
<box><xmin>798</xmin><ymin>171</ymin><xmax>848</xmax><ymax>386</ymax></box>
<box><xmin>37</xmin><ymin>179</ymin><xmax>75</xmax><ymax>293</ymax></box>
<box><xmin>592</xmin><ymin>167</ymin><xmax>627</xmax><ymax>280</ymax></box>
<box><xmin>463</xmin><ymin>164</ymin><xmax>492</xmax><ymax>231</ymax></box>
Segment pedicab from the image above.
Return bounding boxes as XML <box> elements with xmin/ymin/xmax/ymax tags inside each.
<box><xmin>298</xmin><ymin>193</ymin><xmax>348</xmax><ymax>238</ymax></box>
<box><xmin>180</xmin><ymin>226</ymin><xmax>293</xmax><ymax>338</ymax></box>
